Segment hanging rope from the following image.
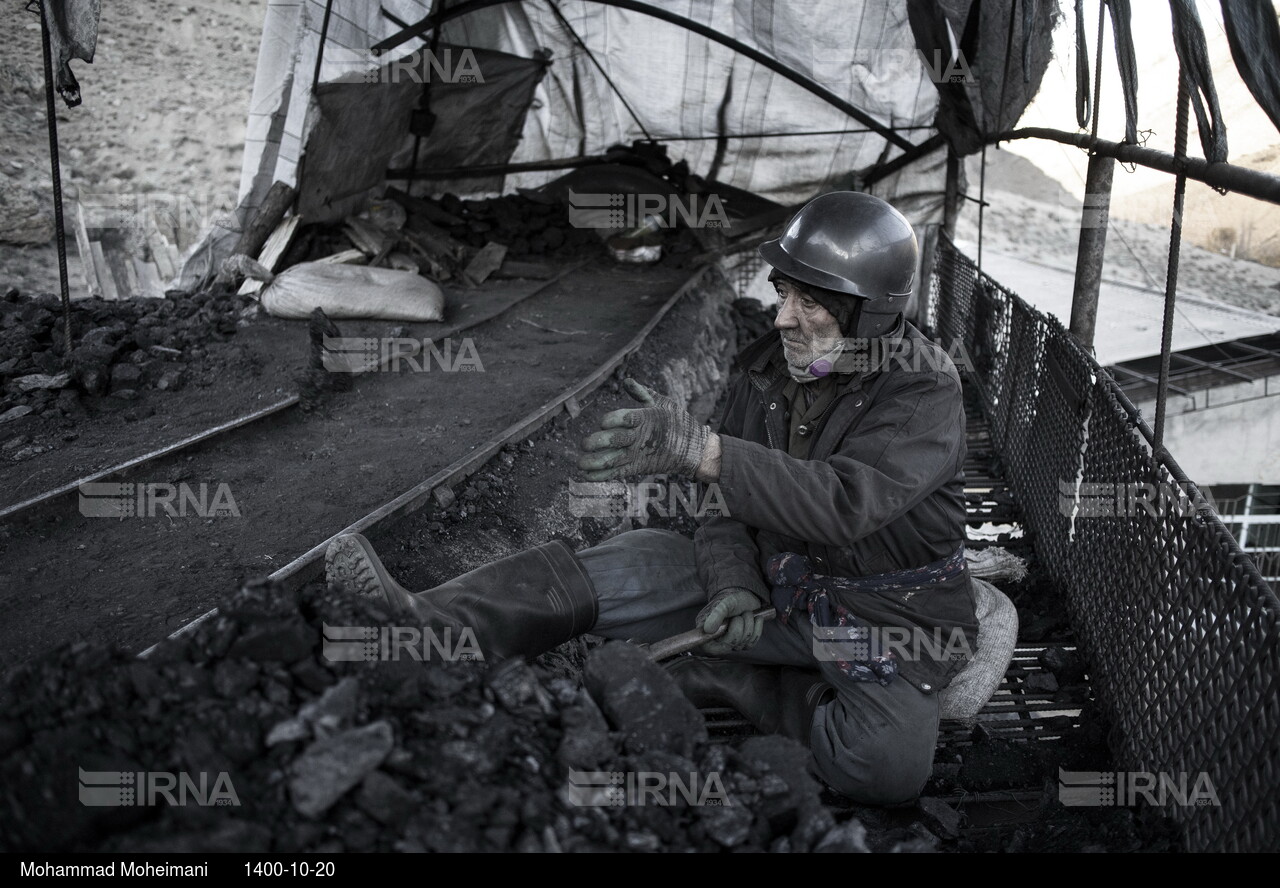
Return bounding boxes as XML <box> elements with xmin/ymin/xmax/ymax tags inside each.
<box><xmin>1103</xmin><ymin>0</ymin><xmax>1140</xmax><ymax>144</ymax></box>
<box><xmin>1089</xmin><ymin>1</ymin><xmax>1105</xmax><ymax>141</ymax></box>
<box><xmin>1168</xmin><ymin>0</ymin><xmax>1227</xmax><ymax>163</ymax></box>
<box><xmin>1154</xmin><ymin>71</ymin><xmax>1191</xmax><ymax>453</ymax></box>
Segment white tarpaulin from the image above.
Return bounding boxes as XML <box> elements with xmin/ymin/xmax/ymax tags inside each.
<box><xmin>234</xmin><ymin>0</ymin><xmax>948</xmax><ymax>225</ymax></box>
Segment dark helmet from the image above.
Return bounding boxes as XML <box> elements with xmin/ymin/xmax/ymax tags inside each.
<box><xmin>759</xmin><ymin>191</ymin><xmax>918</xmax><ymax>339</ymax></box>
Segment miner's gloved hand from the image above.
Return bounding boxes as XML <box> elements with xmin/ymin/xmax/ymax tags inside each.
<box><xmin>697</xmin><ymin>588</ymin><xmax>765</xmax><ymax>655</ymax></box>
<box><xmin>577</xmin><ymin>378</ymin><xmax>710</xmax><ymax>481</ymax></box>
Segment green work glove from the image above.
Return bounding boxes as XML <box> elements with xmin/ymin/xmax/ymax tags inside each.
<box><xmin>577</xmin><ymin>378</ymin><xmax>710</xmax><ymax>481</ymax></box>
<box><xmin>697</xmin><ymin>588</ymin><xmax>766</xmax><ymax>655</ymax></box>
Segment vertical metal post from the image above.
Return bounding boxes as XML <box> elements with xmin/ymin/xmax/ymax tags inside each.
<box><xmin>1069</xmin><ymin>152</ymin><xmax>1114</xmax><ymax>350</ymax></box>
<box><xmin>977</xmin><ymin>144</ymin><xmax>987</xmax><ymax>270</ymax></box>
<box><xmin>943</xmin><ymin>146</ymin><xmax>962</xmax><ymax>241</ymax></box>
<box><xmin>38</xmin><ymin>4</ymin><xmax>72</xmax><ymax>358</ymax></box>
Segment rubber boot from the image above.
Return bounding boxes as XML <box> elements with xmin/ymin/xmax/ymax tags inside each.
<box><xmin>665</xmin><ymin>655</ymin><xmax>834</xmax><ymax>744</ymax></box>
<box><xmin>325</xmin><ymin>533</ymin><xmax>597</xmax><ymax>661</ymax></box>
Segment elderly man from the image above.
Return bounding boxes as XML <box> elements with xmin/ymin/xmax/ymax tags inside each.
<box><xmin>327</xmin><ymin>191</ymin><xmax>981</xmax><ymax>804</ymax></box>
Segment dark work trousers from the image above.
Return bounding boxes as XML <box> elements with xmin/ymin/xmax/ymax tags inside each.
<box><xmin>578</xmin><ymin>527</ymin><xmax>939</xmax><ymax>805</ymax></box>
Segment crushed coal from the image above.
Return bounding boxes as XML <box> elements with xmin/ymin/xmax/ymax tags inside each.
<box><xmin>0</xmin><ymin>557</ymin><xmax>1182</xmax><ymax>853</ymax></box>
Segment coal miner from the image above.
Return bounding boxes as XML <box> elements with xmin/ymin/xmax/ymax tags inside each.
<box><xmin>327</xmin><ymin>191</ymin><xmax>1008</xmax><ymax>805</ymax></box>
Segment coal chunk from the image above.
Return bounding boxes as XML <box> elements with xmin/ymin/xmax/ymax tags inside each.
<box><xmin>583</xmin><ymin>642</ymin><xmax>707</xmax><ymax>757</ymax></box>
<box><xmin>289</xmin><ymin>721</ymin><xmax>395</xmax><ymax>818</ymax></box>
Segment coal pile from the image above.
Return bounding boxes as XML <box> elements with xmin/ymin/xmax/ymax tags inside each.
<box><xmin>0</xmin><ymin>286</ymin><xmax>256</xmax><ymax>433</ymax></box>
<box><xmin>0</xmin><ymin>565</ymin><xmax>1189</xmax><ymax>853</ymax></box>
<box><xmin>418</xmin><ymin>192</ymin><xmax>602</xmax><ymax>259</ymax></box>
<box><xmin>0</xmin><ymin>579</ymin><xmax>889</xmax><ymax>854</ymax></box>
<box><xmin>280</xmin><ymin>188</ymin><xmax>703</xmax><ymax>278</ymax></box>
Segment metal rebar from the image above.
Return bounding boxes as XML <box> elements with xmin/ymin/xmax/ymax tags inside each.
<box><xmin>311</xmin><ymin>0</ymin><xmax>336</xmax><ymax>91</ymax></box>
<box><xmin>38</xmin><ymin>4</ymin><xmax>72</xmax><ymax>359</ymax></box>
<box><xmin>1155</xmin><ymin>72</ymin><xmax>1191</xmax><ymax>451</ymax></box>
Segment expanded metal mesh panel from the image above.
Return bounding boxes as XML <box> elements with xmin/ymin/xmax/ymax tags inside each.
<box><xmin>928</xmin><ymin>237</ymin><xmax>1279</xmax><ymax>852</ymax></box>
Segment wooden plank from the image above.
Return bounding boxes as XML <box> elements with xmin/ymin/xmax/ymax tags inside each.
<box><xmin>147</xmin><ymin>223</ymin><xmax>176</xmax><ymax>281</ymax></box>
<box><xmin>90</xmin><ymin>240</ymin><xmax>119</xmax><ymax>301</ymax></box>
<box><xmin>133</xmin><ymin>257</ymin><xmax>165</xmax><ymax>299</ymax></box>
<box><xmin>73</xmin><ymin>202</ymin><xmax>101</xmax><ymax>298</ymax></box>
<box><xmin>464</xmin><ymin>242</ymin><xmax>508</xmax><ymax>285</ymax></box>
<box><xmin>238</xmin><ymin>215</ymin><xmax>301</xmax><ymax>296</ymax></box>
<box><xmin>215</xmin><ymin>180</ymin><xmax>295</xmax><ymax>286</ymax></box>
<box><xmin>116</xmin><ymin>243</ymin><xmax>142</xmax><ymax>299</ymax></box>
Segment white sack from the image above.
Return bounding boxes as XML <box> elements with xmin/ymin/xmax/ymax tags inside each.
<box><xmin>257</xmin><ymin>262</ymin><xmax>444</xmax><ymax>322</ymax></box>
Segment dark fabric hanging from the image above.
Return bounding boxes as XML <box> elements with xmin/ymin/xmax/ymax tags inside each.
<box><xmin>907</xmin><ymin>0</ymin><xmax>1060</xmax><ymax>156</ymax></box>
<box><xmin>1168</xmin><ymin>0</ymin><xmax>1228</xmax><ymax>162</ymax></box>
<box><xmin>1103</xmin><ymin>0</ymin><xmax>1139</xmax><ymax>144</ymax></box>
<box><xmin>1074</xmin><ymin>0</ymin><xmax>1091</xmax><ymax>129</ymax></box>
<box><xmin>39</xmin><ymin>0</ymin><xmax>100</xmax><ymax>107</ymax></box>
<box><xmin>1220</xmin><ymin>0</ymin><xmax>1280</xmax><ymax>137</ymax></box>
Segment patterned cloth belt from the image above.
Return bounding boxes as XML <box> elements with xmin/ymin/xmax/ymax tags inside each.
<box><xmin>766</xmin><ymin>546</ymin><xmax>967</xmax><ymax>686</ymax></box>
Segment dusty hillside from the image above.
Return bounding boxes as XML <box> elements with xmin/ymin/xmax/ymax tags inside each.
<box><xmin>959</xmin><ymin>152</ymin><xmax>1280</xmax><ymax>318</ymax></box>
<box><xmin>1119</xmin><ymin>144</ymin><xmax>1280</xmax><ymax>268</ymax></box>
<box><xmin>0</xmin><ymin>0</ymin><xmax>264</xmax><ymax>296</ymax></box>
<box><xmin>965</xmin><ymin>148</ymin><xmax>1073</xmax><ymax>207</ymax></box>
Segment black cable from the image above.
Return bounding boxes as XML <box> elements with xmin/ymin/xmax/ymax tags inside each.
<box><xmin>311</xmin><ymin>0</ymin><xmax>336</xmax><ymax>92</ymax></box>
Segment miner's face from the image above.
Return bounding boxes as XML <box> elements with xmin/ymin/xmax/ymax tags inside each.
<box><xmin>771</xmin><ymin>274</ymin><xmax>843</xmax><ymax>376</ymax></box>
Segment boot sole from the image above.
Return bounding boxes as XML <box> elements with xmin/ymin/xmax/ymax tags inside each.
<box><xmin>325</xmin><ymin>533</ymin><xmax>415</xmax><ymax>613</ymax></box>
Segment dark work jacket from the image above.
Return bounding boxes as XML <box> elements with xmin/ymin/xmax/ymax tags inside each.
<box><xmin>694</xmin><ymin>323</ymin><xmax>979</xmax><ymax>693</ymax></box>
